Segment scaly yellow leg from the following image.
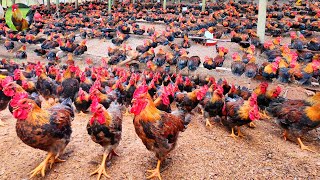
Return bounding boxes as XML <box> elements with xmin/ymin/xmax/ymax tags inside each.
<box><xmin>282</xmin><ymin>130</ymin><xmax>288</xmax><ymax>141</ymax></box>
<box><xmin>29</xmin><ymin>152</ymin><xmax>54</xmax><ymax>178</ymax></box>
<box><xmin>48</xmin><ymin>154</ymin><xmax>66</xmax><ymax>169</ymax></box>
<box><xmin>0</xmin><ymin>119</ymin><xmax>5</xmax><ymax>127</ymax></box>
<box><xmin>229</xmin><ymin>128</ymin><xmax>237</xmax><ymax>139</ymax></box>
<box><xmin>297</xmin><ymin>138</ymin><xmax>316</xmax><ymax>153</ymax></box>
<box><xmin>90</xmin><ymin>152</ymin><xmax>110</xmax><ymax>180</ymax></box>
<box><xmin>237</xmin><ymin>127</ymin><xmax>245</xmax><ymax>137</ymax></box>
<box><xmin>205</xmin><ymin>118</ymin><xmax>213</xmax><ymax>127</ymax></box>
<box><xmin>78</xmin><ymin>111</ymin><xmax>87</xmax><ymax>117</ymax></box>
<box><xmin>146</xmin><ymin>160</ymin><xmax>162</xmax><ymax>180</ymax></box>
<box><xmin>124</xmin><ymin>108</ymin><xmax>132</xmax><ymax>116</ymax></box>
<box><xmin>248</xmin><ymin>122</ymin><xmax>256</xmax><ymax>128</ymax></box>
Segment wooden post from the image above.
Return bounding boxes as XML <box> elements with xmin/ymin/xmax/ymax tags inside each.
<box><xmin>75</xmin><ymin>0</ymin><xmax>78</xmax><ymax>9</ymax></box>
<box><xmin>163</xmin><ymin>0</ymin><xmax>166</xmax><ymax>10</ymax></box>
<box><xmin>201</xmin><ymin>0</ymin><xmax>205</xmax><ymax>12</ymax></box>
<box><xmin>108</xmin><ymin>0</ymin><xmax>111</xmax><ymax>14</ymax></box>
<box><xmin>257</xmin><ymin>0</ymin><xmax>267</xmax><ymax>43</ymax></box>
<box><xmin>47</xmin><ymin>0</ymin><xmax>50</xmax><ymax>10</ymax></box>
<box><xmin>56</xmin><ymin>0</ymin><xmax>59</xmax><ymax>16</ymax></box>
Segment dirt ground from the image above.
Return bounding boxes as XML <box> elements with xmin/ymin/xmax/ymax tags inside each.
<box><xmin>0</xmin><ymin>19</ymin><xmax>320</xmax><ymax>180</ymax></box>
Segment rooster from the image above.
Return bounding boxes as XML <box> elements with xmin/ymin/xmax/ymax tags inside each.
<box><xmin>73</xmin><ymin>40</ymin><xmax>88</xmax><ymax>56</ymax></box>
<box><xmin>231</xmin><ymin>52</ymin><xmax>245</xmax><ymax>76</ymax></box>
<box><xmin>175</xmin><ymin>87</ymin><xmax>207</xmax><ymax>113</ymax></box>
<box><xmin>12</xmin><ymin>98</ymin><xmax>73</xmax><ymax>178</ymax></box>
<box><xmin>87</xmin><ymin>99</ymin><xmax>122</xmax><ymax>179</ymax></box>
<box><xmin>203</xmin><ymin>56</ymin><xmax>216</xmax><ymax>70</ymax></box>
<box><xmin>15</xmin><ymin>45</ymin><xmax>27</xmax><ymax>59</ymax></box>
<box><xmin>244</xmin><ymin>54</ymin><xmax>258</xmax><ymax>78</ymax></box>
<box><xmin>200</xmin><ymin>85</ymin><xmax>225</xmax><ymax>127</ymax></box>
<box><xmin>131</xmin><ymin>85</ymin><xmax>191</xmax><ymax>180</ymax></box>
<box><xmin>0</xmin><ymin>76</ymin><xmax>13</xmax><ymax>126</ymax></box>
<box><xmin>4</xmin><ymin>40</ymin><xmax>14</xmax><ymax>52</ymax></box>
<box><xmin>11</xmin><ymin>4</ymin><xmax>33</xmax><ymax>31</ymax></box>
<box><xmin>56</xmin><ymin>65</ymin><xmax>80</xmax><ymax>102</ymax></box>
<box><xmin>74</xmin><ymin>88</ymin><xmax>91</xmax><ymax>116</ymax></box>
<box><xmin>222</xmin><ymin>94</ymin><xmax>261</xmax><ymax>139</ymax></box>
<box><xmin>267</xmin><ymin>98</ymin><xmax>320</xmax><ymax>152</ymax></box>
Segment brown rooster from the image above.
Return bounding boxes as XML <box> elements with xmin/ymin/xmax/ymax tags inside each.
<box><xmin>12</xmin><ymin>98</ymin><xmax>74</xmax><ymax>178</ymax></box>
<box><xmin>222</xmin><ymin>94</ymin><xmax>261</xmax><ymax>139</ymax></box>
<box><xmin>267</xmin><ymin>98</ymin><xmax>320</xmax><ymax>152</ymax></box>
<box><xmin>87</xmin><ymin>99</ymin><xmax>122</xmax><ymax>179</ymax></box>
<box><xmin>131</xmin><ymin>85</ymin><xmax>190</xmax><ymax>179</ymax></box>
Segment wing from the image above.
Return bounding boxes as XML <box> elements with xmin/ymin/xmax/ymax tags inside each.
<box><xmin>134</xmin><ymin>111</ymin><xmax>184</xmax><ymax>159</ymax></box>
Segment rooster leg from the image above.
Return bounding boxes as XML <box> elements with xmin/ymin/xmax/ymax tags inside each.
<box><xmin>78</xmin><ymin>111</ymin><xmax>87</xmax><ymax>117</ymax></box>
<box><xmin>205</xmin><ymin>118</ymin><xmax>213</xmax><ymax>127</ymax></box>
<box><xmin>124</xmin><ymin>108</ymin><xmax>132</xmax><ymax>116</ymax></box>
<box><xmin>282</xmin><ymin>130</ymin><xmax>288</xmax><ymax>141</ymax></box>
<box><xmin>237</xmin><ymin>127</ymin><xmax>245</xmax><ymax>137</ymax></box>
<box><xmin>90</xmin><ymin>152</ymin><xmax>111</xmax><ymax>180</ymax></box>
<box><xmin>248</xmin><ymin>122</ymin><xmax>256</xmax><ymax>128</ymax></box>
<box><xmin>48</xmin><ymin>153</ymin><xmax>66</xmax><ymax>169</ymax></box>
<box><xmin>29</xmin><ymin>152</ymin><xmax>54</xmax><ymax>178</ymax></box>
<box><xmin>146</xmin><ymin>160</ymin><xmax>162</xmax><ymax>180</ymax></box>
<box><xmin>297</xmin><ymin>138</ymin><xmax>316</xmax><ymax>153</ymax></box>
<box><xmin>0</xmin><ymin>119</ymin><xmax>5</xmax><ymax>127</ymax></box>
<box><xmin>107</xmin><ymin>149</ymin><xmax>120</xmax><ymax>161</ymax></box>
<box><xmin>229</xmin><ymin>128</ymin><xmax>237</xmax><ymax>139</ymax></box>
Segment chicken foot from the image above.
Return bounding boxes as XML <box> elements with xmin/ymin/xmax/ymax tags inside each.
<box><xmin>282</xmin><ymin>130</ymin><xmax>288</xmax><ymax>141</ymax></box>
<box><xmin>248</xmin><ymin>122</ymin><xmax>256</xmax><ymax>128</ymax></box>
<box><xmin>205</xmin><ymin>118</ymin><xmax>213</xmax><ymax>127</ymax></box>
<box><xmin>0</xmin><ymin>119</ymin><xmax>5</xmax><ymax>127</ymax></box>
<box><xmin>229</xmin><ymin>128</ymin><xmax>237</xmax><ymax>139</ymax></box>
<box><xmin>237</xmin><ymin>128</ymin><xmax>245</xmax><ymax>137</ymax></box>
<box><xmin>146</xmin><ymin>160</ymin><xmax>162</xmax><ymax>180</ymax></box>
<box><xmin>77</xmin><ymin>111</ymin><xmax>87</xmax><ymax>118</ymax></box>
<box><xmin>29</xmin><ymin>152</ymin><xmax>54</xmax><ymax>178</ymax></box>
<box><xmin>48</xmin><ymin>153</ymin><xmax>66</xmax><ymax>169</ymax></box>
<box><xmin>124</xmin><ymin>108</ymin><xmax>132</xmax><ymax>116</ymax></box>
<box><xmin>297</xmin><ymin>138</ymin><xmax>316</xmax><ymax>153</ymax></box>
<box><xmin>90</xmin><ymin>152</ymin><xmax>111</xmax><ymax>180</ymax></box>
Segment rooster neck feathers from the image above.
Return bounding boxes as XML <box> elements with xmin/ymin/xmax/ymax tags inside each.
<box><xmin>135</xmin><ymin>96</ymin><xmax>161</xmax><ymax>122</ymax></box>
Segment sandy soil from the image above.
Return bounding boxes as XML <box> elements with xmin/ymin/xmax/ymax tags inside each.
<box><xmin>0</xmin><ymin>19</ymin><xmax>320</xmax><ymax>180</ymax></box>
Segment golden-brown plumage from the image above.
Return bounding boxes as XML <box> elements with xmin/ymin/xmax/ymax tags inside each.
<box><xmin>131</xmin><ymin>85</ymin><xmax>190</xmax><ymax>180</ymax></box>
<box><xmin>267</xmin><ymin>99</ymin><xmax>320</xmax><ymax>152</ymax></box>
<box><xmin>12</xmin><ymin>98</ymin><xmax>73</xmax><ymax>178</ymax></box>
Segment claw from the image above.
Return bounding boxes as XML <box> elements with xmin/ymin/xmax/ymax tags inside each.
<box><xmin>229</xmin><ymin>128</ymin><xmax>237</xmax><ymax>140</ymax></box>
<box><xmin>90</xmin><ymin>152</ymin><xmax>111</xmax><ymax>180</ymax></box>
<box><xmin>0</xmin><ymin>119</ymin><xmax>5</xmax><ymax>127</ymax></box>
<box><xmin>29</xmin><ymin>152</ymin><xmax>54</xmax><ymax>178</ymax></box>
<box><xmin>237</xmin><ymin>128</ymin><xmax>245</xmax><ymax>138</ymax></box>
<box><xmin>146</xmin><ymin>160</ymin><xmax>162</xmax><ymax>180</ymax></box>
<box><xmin>297</xmin><ymin>138</ymin><xmax>316</xmax><ymax>153</ymax></box>
<box><xmin>205</xmin><ymin>118</ymin><xmax>212</xmax><ymax>127</ymax></box>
